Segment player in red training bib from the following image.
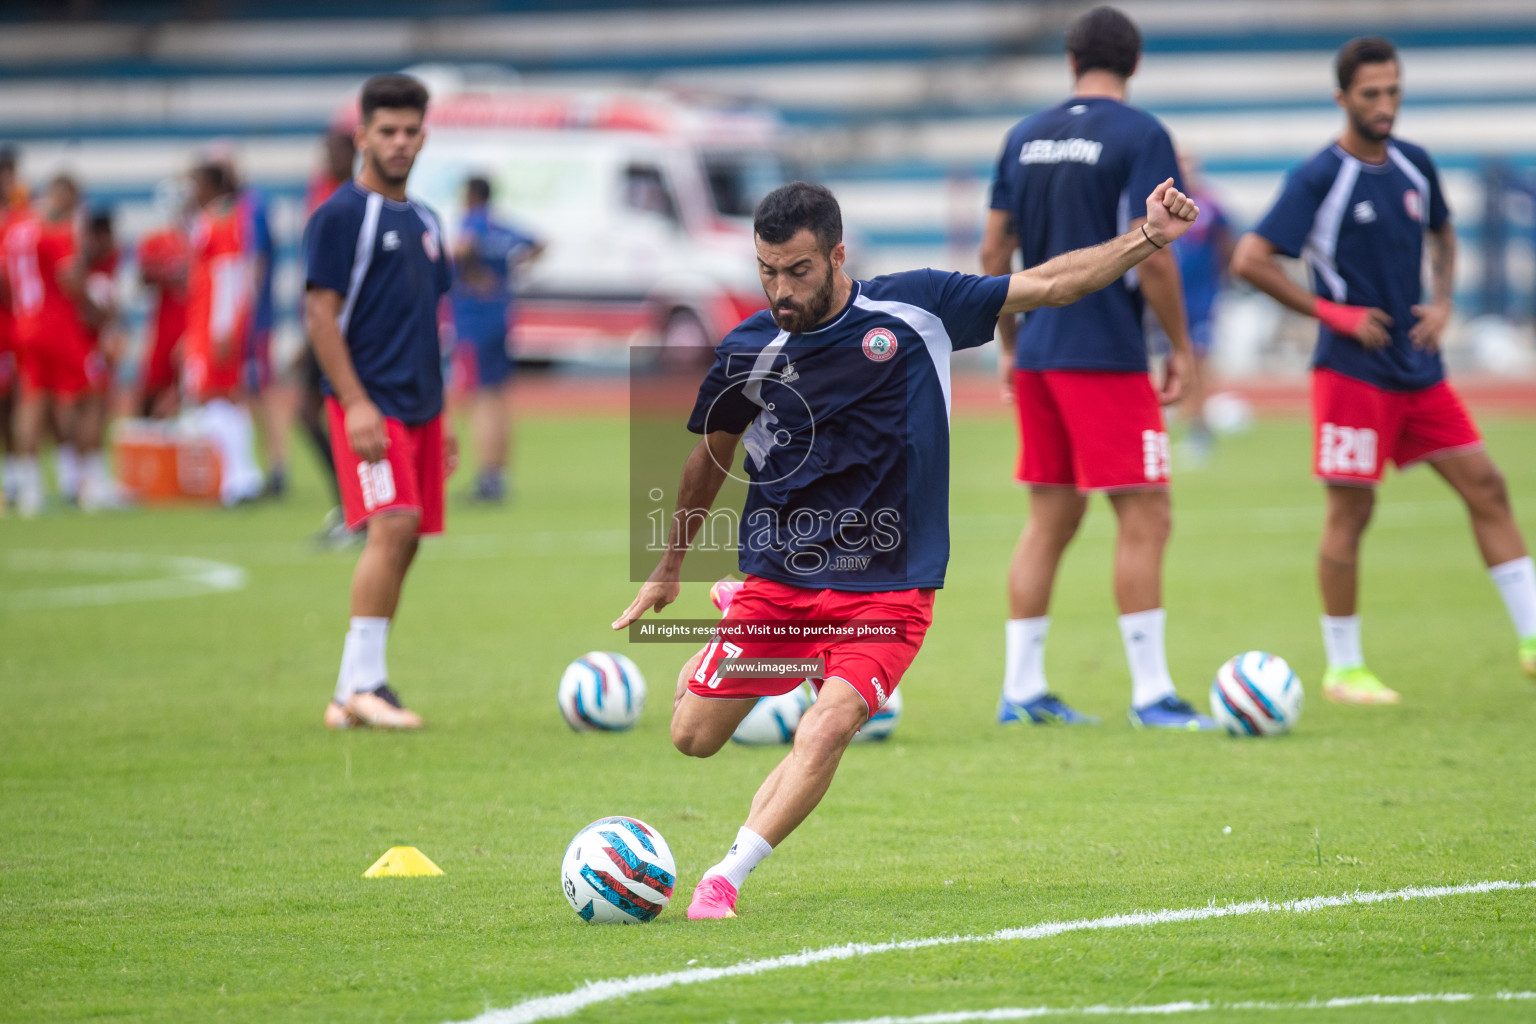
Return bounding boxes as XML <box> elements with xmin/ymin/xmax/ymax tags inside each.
<box><xmin>614</xmin><ymin>177</ymin><xmax>1200</xmax><ymax>919</ymax></box>
<box><xmin>982</xmin><ymin>7</ymin><xmax>1212</xmax><ymax>730</ymax></box>
<box><xmin>304</xmin><ymin>74</ymin><xmax>455</xmax><ymax>731</ymax></box>
<box><xmin>1</xmin><ymin>174</ymin><xmax>90</xmax><ymax>517</ymax></box>
<box><xmin>0</xmin><ymin>146</ymin><xmax>26</xmax><ymax>508</ymax></box>
<box><xmin>68</xmin><ymin>208</ymin><xmax>127</xmax><ymax>510</ymax></box>
<box><xmin>1234</xmin><ymin>36</ymin><xmax>1536</xmax><ymax>702</ymax></box>
<box><xmin>184</xmin><ymin>161</ymin><xmax>265</xmax><ymax>506</ymax></box>
<box><xmin>136</xmin><ymin>179</ymin><xmax>192</xmax><ymax>418</ymax></box>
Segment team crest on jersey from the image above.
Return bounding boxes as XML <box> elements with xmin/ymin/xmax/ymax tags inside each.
<box><xmin>1403</xmin><ymin>188</ymin><xmax>1423</xmax><ymax>222</ymax></box>
<box><xmin>421</xmin><ymin>230</ymin><xmax>440</xmax><ymax>261</ymax></box>
<box><xmin>862</xmin><ymin>328</ymin><xmax>898</xmax><ymax>362</ymax></box>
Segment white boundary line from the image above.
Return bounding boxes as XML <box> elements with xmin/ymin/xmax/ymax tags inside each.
<box><xmin>452</xmin><ymin>879</ymin><xmax>1536</xmax><ymax>1024</ymax></box>
<box><xmin>2</xmin><ymin>550</ymin><xmax>247</xmax><ymax>610</ymax></box>
<box><xmin>812</xmin><ymin>991</ymin><xmax>1536</xmax><ymax>1023</ymax></box>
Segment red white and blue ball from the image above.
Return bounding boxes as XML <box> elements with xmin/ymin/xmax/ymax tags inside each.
<box><xmin>557</xmin><ymin>651</ymin><xmax>646</xmax><ymax>731</ymax></box>
<box><xmin>1209</xmin><ymin>651</ymin><xmax>1303</xmax><ymax>737</ymax></box>
<box><xmin>560</xmin><ymin>816</ymin><xmax>676</xmax><ymax>924</ymax></box>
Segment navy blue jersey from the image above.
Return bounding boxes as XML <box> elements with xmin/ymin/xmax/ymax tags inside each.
<box><xmin>989</xmin><ymin>97</ymin><xmax>1179</xmax><ymax>372</ymax></box>
<box><xmin>687</xmin><ymin>269</ymin><xmax>1009</xmax><ymax>592</ymax></box>
<box><xmin>304</xmin><ymin>182</ymin><xmax>453</xmax><ymax>424</ymax></box>
<box><xmin>1254</xmin><ymin>140</ymin><xmax>1449</xmax><ymax>391</ymax></box>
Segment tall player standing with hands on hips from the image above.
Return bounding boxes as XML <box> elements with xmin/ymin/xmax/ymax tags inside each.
<box><xmin>1233</xmin><ymin>37</ymin><xmax>1536</xmax><ymax>702</ymax></box>
<box><xmin>614</xmin><ymin>177</ymin><xmax>1199</xmax><ymax>920</ymax></box>
<box><xmin>306</xmin><ymin>74</ymin><xmax>456</xmax><ymax>730</ymax></box>
<box><xmin>982</xmin><ymin>5</ymin><xmax>1212</xmax><ymax>730</ymax></box>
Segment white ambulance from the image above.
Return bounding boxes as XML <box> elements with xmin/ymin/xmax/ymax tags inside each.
<box><xmin>406</xmin><ymin>86</ymin><xmax>788</xmax><ymax>362</ymax></box>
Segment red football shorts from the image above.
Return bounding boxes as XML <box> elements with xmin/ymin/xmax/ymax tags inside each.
<box><xmin>326</xmin><ymin>397</ymin><xmax>445</xmax><ymax>535</ymax></box>
<box><xmin>688</xmin><ymin>575</ymin><xmax>935</xmax><ymax>715</ymax></box>
<box><xmin>1013</xmin><ymin>369</ymin><xmax>1169</xmax><ymax>491</ymax></box>
<box><xmin>13</xmin><ymin>315</ymin><xmax>99</xmax><ymax>397</ymax></box>
<box><xmin>1311</xmin><ymin>368</ymin><xmax>1483</xmax><ymax>486</ymax></box>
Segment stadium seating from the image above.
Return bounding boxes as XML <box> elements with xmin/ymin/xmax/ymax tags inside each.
<box><xmin>3</xmin><ymin>0</ymin><xmax>1534</xmax><ymax>360</ymax></box>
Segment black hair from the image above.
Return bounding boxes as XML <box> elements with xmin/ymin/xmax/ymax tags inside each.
<box><xmin>0</xmin><ymin>145</ymin><xmax>16</xmax><ymax>172</ymax></box>
<box><xmin>1336</xmin><ymin>36</ymin><xmax>1398</xmax><ymax>91</ymax></box>
<box><xmin>191</xmin><ymin>161</ymin><xmax>231</xmax><ymax>195</ymax></box>
<box><xmin>49</xmin><ymin>172</ymin><xmax>80</xmax><ymax>196</ymax></box>
<box><xmin>466</xmin><ymin>176</ymin><xmax>491</xmax><ymax>203</ymax></box>
<box><xmin>360</xmin><ymin>73</ymin><xmax>430</xmax><ymax>123</ymax></box>
<box><xmin>753</xmin><ymin>181</ymin><xmax>842</xmax><ymax>253</ymax></box>
<box><xmin>1065</xmin><ymin>6</ymin><xmax>1142</xmax><ymax>79</ymax></box>
<box><xmin>88</xmin><ymin>208</ymin><xmax>113</xmax><ymax>233</ymax></box>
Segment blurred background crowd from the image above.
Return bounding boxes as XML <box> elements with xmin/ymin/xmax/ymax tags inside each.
<box><xmin>2</xmin><ymin>0</ymin><xmax>1534</xmax><ymax>523</ymax></box>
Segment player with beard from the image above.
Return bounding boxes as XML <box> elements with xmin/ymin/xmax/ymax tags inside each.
<box><xmin>615</xmin><ymin>177</ymin><xmax>1200</xmax><ymax>918</ymax></box>
<box><xmin>306</xmin><ymin>74</ymin><xmax>455</xmax><ymax>730</ymax></box>
<box><xmin>1233</xmin><ymin>37</ymin><xmax>1536</xmax><ymax>701</ymax></box>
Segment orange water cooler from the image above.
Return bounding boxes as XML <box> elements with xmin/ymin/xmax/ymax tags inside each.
<box><xmin>112</xmin><ymin>419</ymin><xmax>222</xmax><ymax>503</ymax></box>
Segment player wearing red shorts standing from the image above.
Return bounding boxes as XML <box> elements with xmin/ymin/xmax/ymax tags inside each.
<box><xmin>1234</xmin><ymin>37</ymin><xmax>1536</xmax><ymax>703</ymax></box>
<box><xmin>981</xmin><ymin>6</ymin><xmax>1212</xmax><ymax>729</ymax></box>
<box><xmin>2</xmin><ymin>174</ymin><xmax>92</xmax><ymax>518</ymax></box>
<box><xmin>0</xmin><ymin>146</ymin><xmax>26</xmax><ymax>507</ymax></box>
<box><xmin>614</xmin><ymin>177</ymin><xmax>1200</xmax><ymax>918</ymax></box>
<box><xmin>136</xmin><ymin>179</ymin><xmax>192</xmax><ymax>418</ymax></box>
<box><xmin>184</xmin><ymin>161</ymin><xmax>265</xmax><ymax>506</ymax></box>
<box><xmin>70</xmin><ymin>208</ymin><xmax>126</xmax><ymax>510</ymax></box>
<box><xmin>305</xmin><ymin>74</ymin><xmax>455</xmax><ymax>730</ymax></box>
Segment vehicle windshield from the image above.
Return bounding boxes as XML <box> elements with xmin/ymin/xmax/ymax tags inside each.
<box><xmin>702</xmin><ymin>150</ymin><xmax>788</xmax><ymax>219</ymax></box>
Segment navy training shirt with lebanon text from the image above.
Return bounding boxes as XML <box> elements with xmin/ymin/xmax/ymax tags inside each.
<box><xmin>989</xmin><ymin>96</ymin><xmax>1179</xmax><ymax>373</ymax></box>
<box><xmin>303</xmin><ymin>181</ymin><xmax>453</xmax><ymax>424</ymax></box>
<box><xmin>687</xmin><ymin>269</ymin><xmax>1010</xmax><ymax>592</ymax></box>
<box><xmin>1254</xmin><ymin>140</ymin><xmax>1449</xmax><ymax>392</ymax></box>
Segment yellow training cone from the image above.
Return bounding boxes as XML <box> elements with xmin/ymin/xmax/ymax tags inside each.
<box><xmin>363</xmin><ymin>846</ymin><xmax>444</xmax><ymax>878</ymax></box>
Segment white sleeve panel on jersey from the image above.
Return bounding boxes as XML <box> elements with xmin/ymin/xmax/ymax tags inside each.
<box><xmin>740</xmin><ymin>330</ymin><xmax>792</xmax><ymax>473</ymax></box>
<box><xmin>852</xmin><ymin>294</ymin><xmax>954</xmax><ymax>423</ymax></box>
<box><xmin>1301</xmin><ymin>158</ymin><xmax>1360</xmax><ymax>303</ymax></box>
<box><xmin>337</xmin><ymin>191</ymin><xmax>382</xmax><ymax>338</ymax></box>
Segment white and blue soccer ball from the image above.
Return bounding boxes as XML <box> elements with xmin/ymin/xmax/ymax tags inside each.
<box><xmin>1209</xmin><ymin>651</ymin><xmax>1303</xmax><ymax>737</ymax></box>
<box><xmin>557</xmin><ymin>652</ymin><xmax>646</xmax><ymax>732</ymax></box>
<box><xmin>732</xmin><ymin>683</ymin><xmax>814</xmax><ymax>745</ymax></box>
<box><xmin>852</xmin><ymin>688</ymin><xmax>902</xmax><ymax>742</ymax></box>
<box><xmin>560</xmin><ymin>816</ymin><xmax>676</xmax><ymax>924</ymax></box>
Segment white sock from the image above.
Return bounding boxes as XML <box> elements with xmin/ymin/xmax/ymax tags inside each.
<box><xmin>1489</xmin><ymin>556</ymin><xmax>1536</xmax><ymax>639</ymax></box>
<box><xmin>205</xmin><ymin>400</ymin><xmax>264</xmax><ymax>505</ymax></box>
<box><xmin>1321</xmin><ymin>614</ymin><xmax>1364</xmax><ymax>671</ymax></box>
<box><xmin>55</xmin><ymin>444</ymin><xmax>79</xmax><ymax>500</ymax></box>
<box><xmin>1120</xmin><ymin>608</ymin><xmax>1176</xmax><ymax>708</ymax></box>
<box><xmin>334</xmin><ymin>616</ymin><xmax>390</xmax><ymax>704</ymax></box>
<box><xmin>2</xmin><ymin>454</ymin><xmax>18</xmax><ymax>498</ymax></box>
<box><xmin>704</xmin><ymin>826</ymin><xmax>773</xmax><ymax>891</ymax></box>
<box><xmin>15</xmin><ymin>456</ymin><xmax>42</xmax><ymax>513</ymax></box>
<box><xmin>1002</xmin><ymin>616</ymin><xmax>1050</xmax><ymax>704</ymax></box>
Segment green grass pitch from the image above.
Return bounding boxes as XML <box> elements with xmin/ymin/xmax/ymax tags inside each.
<box><xmin>2</xmin><ymin>411</ymin><xmax>1534</xmax><ymax>1023</ymax></box>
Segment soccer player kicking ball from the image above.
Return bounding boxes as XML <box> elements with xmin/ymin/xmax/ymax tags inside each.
<box><xmin>305</xmin><ymin>74</ymin><xmax>455</xmax><ymax>729</ymax></box>
<box><xmin>614</xmin><ymin>178</ymin><xmax>1198</xmax><ymax>919</ymax></box>
<box><xmin>1233</xmin><ymin>37</ymin><xmax>1536</xmax><ymax>703</ymax></box>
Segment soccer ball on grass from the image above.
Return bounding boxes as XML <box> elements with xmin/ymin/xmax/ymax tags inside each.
<box><xmin>1209</xmin><ymin>651</ymin><xmax>1302</xmax><ymax>736</ymax></box>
